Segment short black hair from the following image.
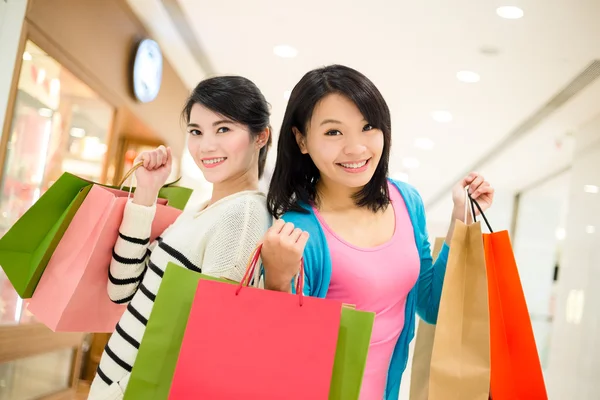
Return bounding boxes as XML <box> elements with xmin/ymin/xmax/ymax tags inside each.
<box><xmin>267</xmin><ymin>64</ymin><xmax>391</xmax><ymax>218</ymax></box>
<box><xmin>182</xmin><ymin>76</ymin><xmax>272</xmax><ymax>178</ymax></box>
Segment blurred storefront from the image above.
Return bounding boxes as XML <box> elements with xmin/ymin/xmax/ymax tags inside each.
<box><xmin>0</xmin><ymin>0</ymin><xmax>189</xmax><ymax>398</ymax></box>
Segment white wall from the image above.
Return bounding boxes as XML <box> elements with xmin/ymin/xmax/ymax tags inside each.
<box><xmin>545</xmin><ymin>112</ymin><xmax>600</xmax><ymax>399</ymax></box>
<box><xmin>0</xmin><ymin>0</ymin><xmax>27</xmax><ymax>138</ymax></box>
<box><xmin>511</xmin><ymin>171</ymin><xmax>571</xmax><ymax>368</ymax></box>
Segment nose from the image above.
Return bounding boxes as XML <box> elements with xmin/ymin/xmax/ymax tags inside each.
<box><xmin>343</xmin><ymin>137</ymin><xmax>367</xmax><ymax>156</ymax></box>
<box><xmin>198</xmin><ymin>135</ymin><xmax>218</xmax><ymax>154</ymax></box>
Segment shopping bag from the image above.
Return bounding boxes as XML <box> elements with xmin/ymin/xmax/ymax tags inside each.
<box><xmin>329</xmin><ymin>306</ymin><xmax>375</xmax><ymax>400</ymax></box>
<box><xmin>409</xmin><ymin>237</ymin><xmax>446</xmax><ymax>400</ymax></box>
<box><xmin>470</xmin><ymin>200</ymin><xmax>548</xmax><ymax>399</ymax></box>
<box><xmin>429</xmin><ymin>195</ymin><xmax>491</xmax><ymax>400</ymax></box>
<box><xmin>27</xmin><ymin>184</ymin><xmax>182</xmax><ymax>332</ymax></box>
<box><xmin>169</xmin><ymin>245</ymin><xmax>343</xmax><ymax>400</ymax></box>
<box><xmin>124</xmin><ymin>263</ymin><xmax>224</xmax><ymax>400</ymax></box>
<box><xmin>0</xmin><ymin>173</ymin><xmax>91</xmax><ymax>298</ymax></box>
<box><xmin>126</xmin><ymin>262</ymin><xmax>373</xmax><ymax>400</ymax></box>
<box><xmin>0</xmin><ymin>165</ymin><xmax>192</xmax><ymax>299</ymax></box>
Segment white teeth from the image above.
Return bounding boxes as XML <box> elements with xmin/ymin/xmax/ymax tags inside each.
<box><xmin>202</xmin><ymin>157</ymin><xmax>226</xmax><ymax>165</ymax></box>
<box><xmin>340</xmin><ymin>160</ymin><xmax>367</xmax><ymax>169</ymax></box>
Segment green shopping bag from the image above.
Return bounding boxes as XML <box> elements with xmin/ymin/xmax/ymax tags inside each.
<box><xmin>124</xmin><ymin>263</ymin><xmax>222</xmax><ymax>400</ymax></box>
<box><xmin>330</xmin><ymin>306</ymin><xmax>375</xmax><ymax>399</ymax></box>
<box><xmin>0</xmin><ymin>171</ymin><xmax>192</xmax><ymax>298</ymax></box>
<box><xmin>125</xmin><ymin>263</ymin><xmax>374</xmax><ymax>400</ymax></box>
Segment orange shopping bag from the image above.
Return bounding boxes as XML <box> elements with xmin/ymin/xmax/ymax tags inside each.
<box><xmin>471</xmin><ymin>198</ymin><xmax>548</xmax><ymax>400</ymax></box>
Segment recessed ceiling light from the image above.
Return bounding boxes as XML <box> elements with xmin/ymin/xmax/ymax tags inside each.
<box><xmin>586</xmin><ymin>225</ymin><xmax>596</xmax><ymax>234</ymax></box>
<box><xmin>496</xmin><ymin>6</ymin><xmax>524</xmax><ymax>19</ymax></box>
<box><xmin>402</xmin><ymin>157</ymin><xmax>420</xmax><ymax>170</ymax></box>
<box><xmin>584</xmin><ymin>185</ymin><xmax>599</xmax><ymax>194</ymax></box>
<box><xmin>555</xmin><ymin>228</ymin><xmax>566</xmax><ymax>241</ymax></box>
<box><xmin>284</xmin><ymin>90</ymin><xmax>292</xmax><ymax>100</ymax></box>
<box><xmin>456</xmin><ymin>70</ymin><xmax>481</xmax><ymax>83</ymax></box>
<box><xmin>431</xmin><ymin>110</ymin><xmax>453</xmax><ymax>123</ymax></box>
<box><xmin>392</xmin><ymin>172</ymin><xmax>409</xmax><ymax>182</ymax></box>
<box><xmin>22</xmin><ymin>51</ymin><xmax>32</xmax><ymax>61</ymax></box>
<box><xmin>414</xmin><ymin>137</ymin><xmax>435</xmax><ymax>150</ymax></box>
<box><xmin>273</xmin><ymin>45</ymin><xmax>298</xmax><ymax>58</ymax></box>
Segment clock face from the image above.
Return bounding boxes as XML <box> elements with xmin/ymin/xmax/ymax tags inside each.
<box><xmin>132</xmin><ymin>39</ymin><xmax>163</xmax><ymax>103</ymax></box>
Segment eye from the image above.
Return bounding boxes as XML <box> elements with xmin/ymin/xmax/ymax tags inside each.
<box><xmin>363</xmin><ymin>124</ymin><xmax>374</xmax><ymax>131</ymax></box>
<box><xmin>325</xmin><ymin>129</ymin><xmax>342</xmax><ymax>136</ymax></box>
<box><xmin>217</xmin><ymin>126</ymin><xmax>230</xmax><ymax>134</ymax></box>
<box><xmin>189</xmin><ymin>129</ymin><xmax>201</xmax><ymax>136</ymax></box>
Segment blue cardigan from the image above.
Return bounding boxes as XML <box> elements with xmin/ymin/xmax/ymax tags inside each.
<box><xmin>282</xmin><ymin>179</ymin><xmax>449</xmax><ymax>400</ymax></box>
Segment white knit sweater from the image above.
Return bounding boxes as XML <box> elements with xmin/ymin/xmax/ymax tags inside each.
<box><xmin>88</xmin><ymin>190</ymin><xmax>271</xmax><ymax>400</ymax></box>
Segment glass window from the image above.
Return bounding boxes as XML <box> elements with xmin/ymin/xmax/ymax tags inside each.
<box><xmin>0</xmin><ymin>40</ymin><xmax>114</xmax><ymax>237</ymax></box>
<box><xmin>0</xmin><ymin>40</ymin><xmax>114</xmax><ymax>318</ymax></box>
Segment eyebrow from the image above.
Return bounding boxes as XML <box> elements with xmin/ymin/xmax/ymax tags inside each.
<box><xmin>187</xmin><ymin>119</ymin><xmax>235</xmax><ymax>129</ymax></box>
<box><xmin>212</xmin><ymin>119</ymin><xmax>234</xmax><ymax>126</ymax></box>
<box><xmin>320</xmin><ymin>119</ymin><xmax>342</xmax><ymax>126</ymax></box>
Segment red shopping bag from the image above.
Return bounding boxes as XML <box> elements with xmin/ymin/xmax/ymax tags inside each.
<box><xmin>471</xmin><ymin>199</ymin><xmax>548</xmax><ymax>400</ymax></box>
<box><xmin>169</xmin><ymin>246</ymin><xmax>343</xmax><ymax>400</ymax></box>
<box><xmin>27</xmin><ymin>184</ymin><xmax>181</xmax><ymax>332</ymax></box>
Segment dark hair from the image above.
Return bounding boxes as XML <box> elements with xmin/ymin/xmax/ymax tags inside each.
<box><xmin>267</xmin><ymin>64</ymin><xmax>391</xmax><ymax>218</ymax></box>
<box><xmin>182</xmin><ymin>76</ymin><xmax>272</xmax><ymax>178</ymax></box>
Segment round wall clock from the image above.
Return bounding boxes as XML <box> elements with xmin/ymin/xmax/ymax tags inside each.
<box><xmin>132</xmin><ymin>38</ymin><xmax>163</xmax><ymax>103</ymax></box>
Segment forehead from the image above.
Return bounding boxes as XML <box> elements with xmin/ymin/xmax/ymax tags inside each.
<box><xmin>189</xmin><ymin>103</ymin><xmax>223</xmax><ymax>123</ymax></box>
<box><xmin>310</xmin><ymin>93</ymin><xmax>365</xmax><ymax>125</ymax></box>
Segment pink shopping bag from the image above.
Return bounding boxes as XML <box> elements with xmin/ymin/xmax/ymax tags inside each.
<box><xmin>27</xmin><ymin>185</ymin><xmax>181</xmax><ymax>332</ymax></box>
<box><xmin>168</xmin><ymin>246</ymin><xmax>343</xmax><ymax>400</ymax></box>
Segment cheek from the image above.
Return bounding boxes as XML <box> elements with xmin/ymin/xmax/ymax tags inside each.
<box><xmin>306</xmin><ymin>137</ymin><xmax>338</xmax><ymax>166</ymax></box>
<box><xmin>223</xmin><ymin>133</ymin><xmax>252</xmax><ymax>158</ymax></box>
<box><xmin>370</xmin><ymin>133</ymin><xmax>385</xmax><ymax>156</ymax></box>
<box><xmin>187</xmin><ymin>137</ymin><xmax>198</xmax><ymax>154</ymax></box>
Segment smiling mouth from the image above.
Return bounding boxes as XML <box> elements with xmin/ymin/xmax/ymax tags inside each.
<box><xmin>336</xmin><ymin>159</ymin><xmax>370</xmax><ymax>169</ymax></box>
<box><xmin>202</xmin><ymin>157</ymin><xmax>227</xmax><ymax>166</ymax></box>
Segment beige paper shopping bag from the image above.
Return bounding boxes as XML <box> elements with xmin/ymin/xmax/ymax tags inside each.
<box><xmin>409</xmin><ymin>237</ymin><xmax>445</xmax><ymax>400</ymax></box>
<box><xmin>428</xmin><ymin>198</ymin><xmax>491</xmax><ymax>400</ymax></box>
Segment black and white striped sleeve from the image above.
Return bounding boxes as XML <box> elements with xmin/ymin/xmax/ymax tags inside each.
<box><xmin>107</xmin><ymin>201</ymin><xmax>157</xmax><ymax>304</ymax></box>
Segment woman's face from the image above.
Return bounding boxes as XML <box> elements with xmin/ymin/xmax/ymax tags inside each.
<box><xmin>295</xmin><ymin>93</ymin><xmax>384</xmax><ymax>190</ymax></box>
<box><xmin>187</xmin><ymin>103</ymin><xmax>266</xmax><ymax>184</ymax></box>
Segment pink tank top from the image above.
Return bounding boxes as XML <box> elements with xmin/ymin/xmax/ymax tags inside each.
<box><xmin>314</xmin><ymin>183</ymin><xmax>420</xmax><ymax>399</ymax></box>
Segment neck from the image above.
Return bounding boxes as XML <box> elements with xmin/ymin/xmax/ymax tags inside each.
<box><xmin>210</xmin><ymin>168</ymin><xmax>259</xmax><ymax>205</ymax></box>
<box><xmin>315</xmin><ymin>177</ymin><xmax>361</xmax><ymax>212</ymax></box>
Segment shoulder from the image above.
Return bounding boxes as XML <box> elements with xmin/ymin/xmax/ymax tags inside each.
<box><xmin>388</xmin><ymin>178</ymin><xmax>425</xmax><ymax>219</ymax></box>
<box><xmin>220</xmin><ymin>192</ymin><xmax>272</xmax><ymax>227</ymax></box>
<box><xmin>280</xmin><ymin>204</ymin><xmax>322</xmax><ymax>235</ymax></box>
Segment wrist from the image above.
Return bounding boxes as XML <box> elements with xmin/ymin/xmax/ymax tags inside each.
<box><xmin>264</xmin><ymin>274</ymin><xmax>292</xmax><ymax>293</ymax></box>
<box><xmin>132</xmin><ymin>188</ymin><xmax>159</xmax><ymax>207</ymax></box>
<box><xmin>451</xmin><ymin>206</ymin><xmax>465</xmax><ymax>222</ymax></box>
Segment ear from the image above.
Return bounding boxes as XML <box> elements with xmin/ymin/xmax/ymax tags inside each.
<box><xmin>255</xmin><ymin>127</ymin><xmax>270</xmax><ymax>150</ymax></box>
<box><xmin>293</xmin><ymin>127</ymin><xmax>308</xmax><ymax>154</ymax></box>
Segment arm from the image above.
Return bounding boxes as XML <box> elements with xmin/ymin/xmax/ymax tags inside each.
<box><xmin>413</xmin><ymin>186</ymin><xmax>455</xmax><ymax>324</ymax></box>
<box><xmin>107</xmin><ymin>201</ymin><xmax>156</xmax><ymax>304</ymax></box>
<box><xmin>202</xmin><ymin>198</ymin><xmax>271</xmax><ymax>283</ymax></box>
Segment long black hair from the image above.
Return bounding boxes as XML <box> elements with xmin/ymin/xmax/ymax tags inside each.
<box><xmin>267</xmin><ymin>65</ymin><xmax>392</xmax><ymax>218</ymax></box>
<box><xmin>182</xmin><ymin>76</ymin><xmax>272</xmax><ymax>178</ymax></box>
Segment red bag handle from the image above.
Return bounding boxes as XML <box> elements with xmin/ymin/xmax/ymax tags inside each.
<box><xmin>235</xmin><ymin>243</ymin><xmax>304</xmax><ymax>306</ymax></box>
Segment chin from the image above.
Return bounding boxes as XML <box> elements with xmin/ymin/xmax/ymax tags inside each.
<box><xmin>333</xmin><ymin>174</ymin><xmax>374</xmax><ymax>189</ymax></box>
<box><xmin>200</xmin><ymin>170</ymin><xmax>227</xmax><ymax>184</ymax></box>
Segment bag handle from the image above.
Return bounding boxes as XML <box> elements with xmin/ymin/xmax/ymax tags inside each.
<box><xmin>467</xmin><ymin>190</ymin><xmax>494</xmax><ymax>233</ymax></box>
<box><xmin>118</xmin><ymin>159</ymin><xmax>184</xmax><ymax>191</ymax></box>
<box><xmin>236</xmin><ymin>243</ymin><xmax>304</xmax><ymax>307</ymax></box>
<box><xmin>117</xmin><ymin>160</ymin><xmax>145</xmax><ymax>200</ymax></box>
<box><xmin>118</xmin><ymin>160</ymin><xmax>144</xmax><ymax>189</ymax></box>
